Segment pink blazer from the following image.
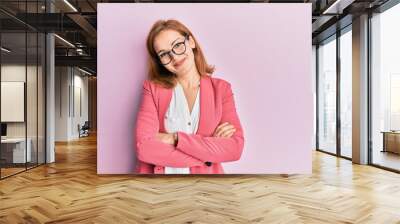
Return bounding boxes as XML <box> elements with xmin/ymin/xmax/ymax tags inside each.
<box><xmin>135</xmin><ymin>74</ymin><xmax>244</xmax><ymax>174</ymax></box>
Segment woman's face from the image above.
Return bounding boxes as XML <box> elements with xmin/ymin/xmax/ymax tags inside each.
<box><xmin>153</xmin><ymin>29</ymin><xmax>196</xmax><ymax>76</ymax></box>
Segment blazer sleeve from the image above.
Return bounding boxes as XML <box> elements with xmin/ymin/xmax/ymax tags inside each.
<box><xmin>175</xmin><ymin>82</ymin><xmax>244</xmax><ymax>163</ymax></box>
<box><xmin>135</xmin><ymin>80</ymin><xmax>204</xmax><ymax>168</ymax></box>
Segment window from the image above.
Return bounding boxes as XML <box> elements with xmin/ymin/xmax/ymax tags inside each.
<box><xmin>317</xmin><ymin>35</ymin><xmax>337</xmax><ymax>154</ymax></box>
<box><xmin>370</xmin><ymin>2</ymin><xmax>400</xmax><ymax>171</ymax></box>
<box><xmin>340</xmin><ymin>27</ymin><xmax>352</xmax><ymax>158</ymax></box>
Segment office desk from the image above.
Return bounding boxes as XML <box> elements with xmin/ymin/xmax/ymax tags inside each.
<box><xmin>381</xmin><ymin>131</ymin><xmax>400</xmax><ymax>154</ymax></box>
<box><xmin>1</xmin><ymin>138</ymin><xmax>32</xmax><ymax>164</ymax></box>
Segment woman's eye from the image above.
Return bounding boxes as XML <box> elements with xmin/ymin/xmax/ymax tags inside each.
<box><xmin>174</xmin><ymin>42</ymin><xmax>183</xmax><ymax>48</ymax></box>
<box><xmin>159</xmin><ymin>53</ymin><xmax>167</xmax><ymax>58</ymax></box>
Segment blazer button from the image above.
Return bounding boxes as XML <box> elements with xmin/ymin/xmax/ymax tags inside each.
<box><xmin>188</xmin><ymin>122</ymin><xmax>191</xmax><ymax>126</ymax></box>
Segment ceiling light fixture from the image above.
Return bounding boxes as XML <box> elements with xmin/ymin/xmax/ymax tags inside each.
<box><xmin>63</xmin><ymin>0</ymin><xmax>78</xmax><ymax>12</ymax></box>
<box><xmin>54</xmin><ymin>34</ymin><xmax>75</xmax><ymax>48</ymax></box>
<box><xmin>322</xmin><ymin>0</ymin><xmax>354</xmax><ymax>15</ymax></box>
<box><xmin>1</xmin><ymin>47</ymin><xmax>11</xmax><ymax>53</ymax></box>
<box><xmin>78</xmin><ymin>67</ymin><xmax>93</xmax><ymax>76</ymax></box>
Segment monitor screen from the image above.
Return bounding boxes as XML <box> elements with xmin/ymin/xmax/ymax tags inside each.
<box><xmin>1</xmin><ymin>123</ymin><xmax>7</xmax><ymax>137</ymax></box>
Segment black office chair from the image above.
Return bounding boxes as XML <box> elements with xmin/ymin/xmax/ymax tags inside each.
<box><xmin>78</xmin><ymin>121</ymin><xmax>90</xmax><ymax>138</ymax></box>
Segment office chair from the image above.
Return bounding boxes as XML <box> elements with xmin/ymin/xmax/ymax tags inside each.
<box><xmin>79</xmin><ymin>121</ymin><xmax>90</xmax><ymax>138</ymax></box>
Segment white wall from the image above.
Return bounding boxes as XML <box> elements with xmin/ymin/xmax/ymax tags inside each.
<box><xmin>55</xmin><ymin>66</ymin><xmax>69</xmax><ymax>141</ymax></box>
<box><xmin>55</xmin><ymin>67</ymin><xmax>89</xmax><ymax>141</ymax></box>
<box><xmin>1</xmin><ymin>64</ymin><xmax>46</xmax><ymax>164</ymax></box>
<box><xmin>1</xmin><ymin>65</ymin><xmax>42</xmax><ymax>137</ymax></box>
<box><xmin>70</xmin><ymin>72</ymin><xmax>89</xmax><ymax>139</ymax></box>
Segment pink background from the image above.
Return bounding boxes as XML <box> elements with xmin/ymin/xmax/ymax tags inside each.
<box><xmin>97</xmin><ymin>3</ymin><xmax>313</xmax><ymax>174</ymax></box>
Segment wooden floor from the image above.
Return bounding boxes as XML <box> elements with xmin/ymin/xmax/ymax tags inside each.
<box><xmin>0</xmin><ymin>167</ymin><xmax>26</xmax><ymax>178</ymax></box>
<box><xmin>1</xmin><ymin>134</ymin><xmax>400</xmax><ymax>223</ymax></box>
<box><xmin>1</xmin><ymin>162</ymin><xmax>46</xmax><ymax>178</ymax></box>
<box><xmin>373</xmin><ymin>150</ymin><xmax>400</xmax><ymax>171</ymax></box>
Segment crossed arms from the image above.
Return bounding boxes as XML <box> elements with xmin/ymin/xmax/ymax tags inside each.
<box><xmin>135</xmin><ymin>80</ymin><xmax>244</xmax><ymax>168</ymax></box>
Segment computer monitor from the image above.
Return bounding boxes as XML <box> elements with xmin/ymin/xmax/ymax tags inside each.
<box><xmin>1</xmin><ymin>123</ymin><xmax>7</xmax><ymax>137</ymax></box>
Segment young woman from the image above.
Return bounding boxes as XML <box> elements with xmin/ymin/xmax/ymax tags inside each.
<box><xmin>135</xmin><ymin>19</ymin><xmax>244</xmax><ymax>174</ymax></box>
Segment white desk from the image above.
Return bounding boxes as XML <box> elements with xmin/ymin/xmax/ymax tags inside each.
<box><xmin>1</xmin><ymin>138</ymin><xmax>32</xmax><ymax>163</ymax></box>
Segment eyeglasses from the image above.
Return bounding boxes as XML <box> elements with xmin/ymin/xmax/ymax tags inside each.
<box><xmin>157</xmin><ymin>35</ymin><xmax>189</xmax><ymax>65</ymax></box>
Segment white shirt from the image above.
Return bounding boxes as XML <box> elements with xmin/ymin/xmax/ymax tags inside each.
<box><xmin>164</xmin><ymin>81</ymin><xmax>200</xmax><ymax>174</ymax></box>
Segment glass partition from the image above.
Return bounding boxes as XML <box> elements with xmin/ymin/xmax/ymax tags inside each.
<box><xmin>1</xmin><ymin>30</ymin><xmax>28</xmax><ymax>177</ymax></box>
<box><xmin>0</xmin><ymin>1</ymin><xmax>46</xmax><ymax>179</ymax></box>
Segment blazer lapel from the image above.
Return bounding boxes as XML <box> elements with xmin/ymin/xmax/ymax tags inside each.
<box><xmin>157</xmin><ymin>86</ymin><xmax>172</xmax><ymax>132</ymax></box>
<box><xmin>197</xmin><ymin>75</ymin><xmax>214</xmax><ymax>135</ymax></box>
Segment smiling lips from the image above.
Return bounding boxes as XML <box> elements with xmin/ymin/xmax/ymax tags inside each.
<box><xmin>173</xmin><ymin>58</ymin><xmax>186</xmax><ymax>68</ymax></box>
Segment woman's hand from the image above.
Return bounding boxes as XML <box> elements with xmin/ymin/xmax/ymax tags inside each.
<box><xmin>156</xmin><ymin>132</ymin><xmax>176</xmax><ymax>145</ymax></box>
<box><xmin>213</xmin><ymin>122</ymin><xmax>236</xmax><ymax>138</ymax></box>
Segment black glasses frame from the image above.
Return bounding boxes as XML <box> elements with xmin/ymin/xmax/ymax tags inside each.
<box><xmin>158</xmin><ymin>34</ymin><xmax>189</xmax><ymax>65</ymax></box>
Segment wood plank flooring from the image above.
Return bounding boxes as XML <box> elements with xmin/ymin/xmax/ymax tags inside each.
<box><xmin>1</xmin><ymin>134</ymin><xmax>400</xmax><ymax>223</ymax></box>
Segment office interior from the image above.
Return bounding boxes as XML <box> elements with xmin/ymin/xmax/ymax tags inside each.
<box><xmin>0</xmin><ymin>0</ymin><xmax>97</xmax><ymax>179</ymax></box>
<box><xmin>0</xmin><ymin>0</ymin><xmax>400</xmax><ymax>223</ymax></box>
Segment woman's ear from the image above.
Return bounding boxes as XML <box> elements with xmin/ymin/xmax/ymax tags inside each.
<box><xmin>188</xmin><ymin>36</ymin><xmax>196</xmax><ymax>49</ymax></box>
